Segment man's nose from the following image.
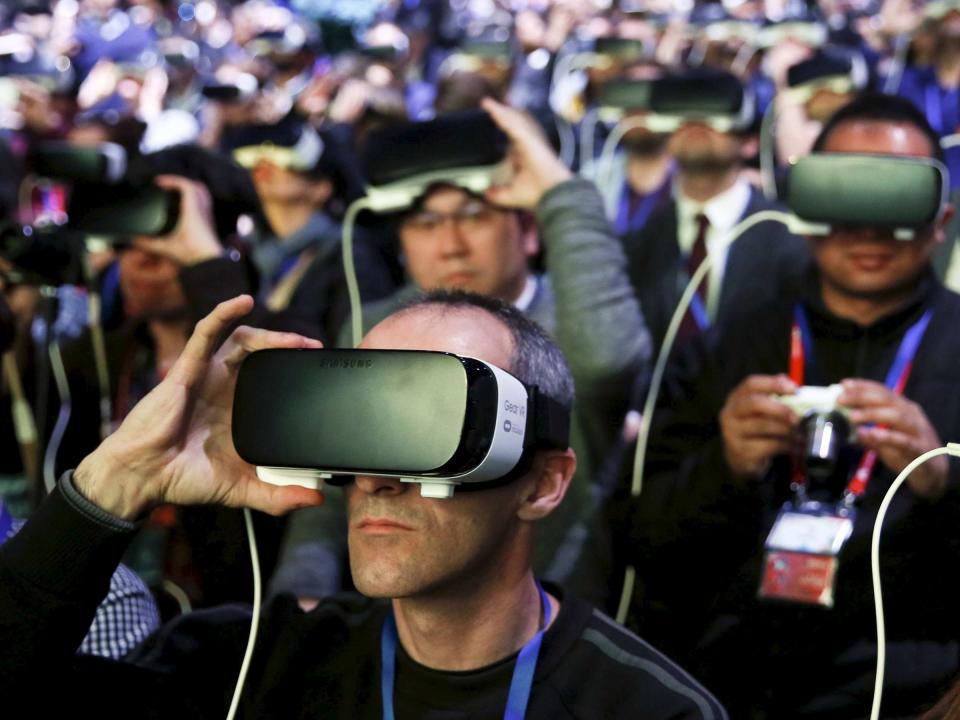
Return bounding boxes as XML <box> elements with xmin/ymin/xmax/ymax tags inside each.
<box><xmin>845</xmin><ymin>225</ymin><xmax>895</xmax><ymax>244</ymax></box>
<box><xmin>436</xmin><ymin>218</ymin><xmax>470</xmax><ymax>257</ymax></box>
<box><xmin>353</xmin><ymin>475</ymin><xmax>407</xmax><ymax>496</ymax></box>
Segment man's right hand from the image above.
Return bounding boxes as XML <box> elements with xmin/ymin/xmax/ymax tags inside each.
<box><xmin>719</xmin><ymin>374</ymin><xmax>800</xmax><ymax>479</ymax></box>
<box><xmin>74</xmin><ymin>296</ymin><xmax>325</xmax><ymax>520</ymax></box>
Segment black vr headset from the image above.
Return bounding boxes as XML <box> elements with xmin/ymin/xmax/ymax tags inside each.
<box><xmin>786</xmin><ymin>153</ymin><xmax>949</xmax><ymax>239</ymax></box>
<box><xmin>232</xmin><ymin>349</ymin><xmax>571</xmax><ymax>498</ymax></box>
<box><xmin>360</xmin><ymin>110</ymin><xmax>510</xmax><ymax>212</ymax></box>
<box><xmin>784</xmin><ymin>50</ymin><xmax>868</xmax><ymax>104</ymax></box>
<box><xmin>29</xmin><ymin>142</ymin><xmax>181</xmax><ymax>237</ymax></box>
<box><xmin>598</xmin><ymin>71</ymin><xmax>754</xmax><ymax>131</ymax></box>
<box><xmin>596</xmin><ymin>78</ymin><xmax>654</xmax><ymax>123</ymax></box>
<box><xmin>590</xmin><ymin>37</ymin><xmax>648</xmax><ymax>65</ymax></box>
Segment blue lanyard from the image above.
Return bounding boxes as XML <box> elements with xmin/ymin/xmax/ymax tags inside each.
<box><xmin>380</xmin><ymin>580</ymin><xmax>552</xmax><ymax>720</ymax></box>
<box><xmin>615</xmin><ymin>181</ymin><xmax>665</xmax><ymax>236</ymax></box>
<box><xmin>688</xmin><ymin>291</ymin><xmax>710</xmax><ymax>331</ymax></box>
<box><xmin>680</xmin><ymin>260</ymin><xmax>711</xmax><ymax>331</ymax></box>
<box><xmin>0</xmin><ymin>500</ymin><xmax>14</xmax><ymax>543</ymax></box>
<box><xmin>791</xmin><ymin>305</ymin><xmax>933</xmax><ymax>496</ymax></box>
<box><xmin>792</xmin><ymin>305</ymin><xmax>932</xmax><ymax>390</ymax></box>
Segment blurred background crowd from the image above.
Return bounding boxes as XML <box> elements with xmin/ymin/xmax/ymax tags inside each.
<box><xmin>7</xmin><ymin>0</ymin><xmax>960</xmax><ymax>716</ymax></box>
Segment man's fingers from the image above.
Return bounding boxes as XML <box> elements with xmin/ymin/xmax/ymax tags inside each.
<box><xmin>849</xmin><ymin>405</ymin><xmax>914</xmax><ymax>430</ymax></box>
<box><xmin>737</xmin><ymin>373</ymin><xmax>798</xmax><ymax>397</ymax></box>
<box><xmin>239</xmin><ymin>481</ymin><xmax>325</xmax><ymax>516</ymax></box>
<box><xmin>220</xmin><ymin>325</ymin><xmax>324</xmax><ymax>369</ymax></box>
<box><xmin>481</xmin><ymin>96</ymin><xmax>525</xmax><ymax>142</ymax></box>
<box><xmin>728</xmin><ymin>393</ymin><xmax>799</xmax><ymax>426</ymax></box>
<box><xmin>739</xmin><ymin>438</ymin><xmax>794</xmax><ymax>458</ymax></box>
<box><xmin>858</xmin><ymin>425</ymin><xmax>926</xmax><ymax>456</ymax></box>
<box><xmin>731</xmin><ymin>416</ymin><xmax>796</xmax><ymax>440</ymax></box>
<box><xmin>839</xmin><ymin>378</ymin><xmax>893</xmax><ymax>408</ymax></box>
<box><xmin>173</xmin><ymin>296</ymin><xmax>255</xmax><ymax>379</ymax></box>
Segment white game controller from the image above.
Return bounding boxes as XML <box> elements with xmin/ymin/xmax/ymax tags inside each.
<box><xmin>774</xmin><ymin>384</ymin><xmax>846</xmax><ymax>416</ymax></box>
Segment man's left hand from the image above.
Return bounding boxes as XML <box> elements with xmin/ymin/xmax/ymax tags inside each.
<box><xmin>840</xmin><ymin>379</ymin><xmax>948</xmax><ymax>499</ymax></box>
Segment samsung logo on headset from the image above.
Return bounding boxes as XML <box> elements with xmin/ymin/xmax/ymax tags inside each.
<box><xmin>316</xmin><ymin>358</ymin><xmax>374</xmax><ymax>369</ymax></box>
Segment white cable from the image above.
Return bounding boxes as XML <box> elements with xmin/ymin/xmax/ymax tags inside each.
<box><xmin>42</xmin><ymin>336</ymin><xmax>70</xmax><ymax>494</ymax></box>
<box><xmin>941</xmin><ymin>133</ymin><xmax>960</xmax><ymax>151</ymax></box>
<box><xmin>161</xmin><ymin>579</ymin><xmax>193</xmax><ymax>616</ymax></box>
<box><xmin>615</xmin><ymin>209</ymin><xmax>795</xmax><ymax>623</ymax></box>
<box><xmin>87</xmin><ymin>291</ymin><xmax>112</xmax><ymax>440</ymax></box>
<box><xmin>578</xmin><ymin>107</ymin><xmax>600</xmax><ymax>178</ymax></box>
<box><xmin>557</xmin><ymin>116</ymin><xmax>576</xmax><ymax>168</ymax></box>
<box><xmin>882</xmin><ymin>33</ymin><xmax>910</xmax><ymax>96</ymax></box>
<box><xmin>759</xmin><ymin>99</ymin><xmax>779</xmax><ymax>201</ymax></box>
<box><xmin>596</xmin><ymin>116</ymin><xmax>650</xmax><ymax>194</ymax></box>
<box><xmin>341</xmin><ymin>197</ymin><xmax>373</xmax><ymax>349</ymax></box>
<box><xmin>730</xmin><ymin>44</ymin><xmax>758</xmax><ymax>80</ymax></box>
<box><xmin>226</xmin><ymin>507</ymin><xmax>262</xmax><ymax>720</ymax></box>
<box><xmin>869</xmin><ymin>444</ymin><xmax>960</xmax><ymax>720</ymax></box>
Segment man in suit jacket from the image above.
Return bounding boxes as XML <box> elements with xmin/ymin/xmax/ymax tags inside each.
<box><xmin>622</xmin><ymin>70</ymin><xmax>809</xmax><ymax>356</ymax></box>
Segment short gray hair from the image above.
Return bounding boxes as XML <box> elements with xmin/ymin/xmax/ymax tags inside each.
<box><xmin>398</xmin><ymin>289</ymin><xmax>575</xmax><ymax>411</ymax></box>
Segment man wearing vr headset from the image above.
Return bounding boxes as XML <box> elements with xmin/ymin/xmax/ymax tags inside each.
<box><xmin>615</xmin><ymin>93</ymin><xmax>960</xmax><ymax>717</ymax></box>
<box><xmin>273</xmin><ymin>98</ymin><xmax>650</xmax><ymax>606</ymax></box>
<box><xmin>622</xmin><ymin>68</ymin><xmax>808</xmax><ymax>353</ymax></box>
<box><xmin>0</xmin><ymin>292</ymin><xmax>724</xmax><ymax>719</ymax></box>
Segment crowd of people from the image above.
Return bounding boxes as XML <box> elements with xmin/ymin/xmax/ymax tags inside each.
<box><xmin>3</xmin><ymin>0</ymin><xmax>960</xmax><ymax>717</ymax></box>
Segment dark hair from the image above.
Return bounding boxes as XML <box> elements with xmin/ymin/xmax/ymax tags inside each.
<box><xmin>398</xmin><ymin>289</ymin><xmax>575</xmax><ymax>411</ymax></box>
<box><xmin>812</xmin><ymin>93</ymin><xmax>945</xmax><ymax>163</ymax></box>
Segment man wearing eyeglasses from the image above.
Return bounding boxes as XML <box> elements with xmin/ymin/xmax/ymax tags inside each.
<box><xmin>270</xmin><ymin>99</ymin><xmax>651</xmax><ymax>610</ymax></box>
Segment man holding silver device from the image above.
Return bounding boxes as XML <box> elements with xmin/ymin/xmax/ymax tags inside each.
<box><xmin>615</xmin><ymin>93</ymin><xmax>960</xmax><ymax>718</ymax></box>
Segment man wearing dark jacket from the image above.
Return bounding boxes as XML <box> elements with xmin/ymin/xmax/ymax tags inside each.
<box><xmin>616</xmin><ymin>94</ymin><xmax>960</xmax><ymax>718</ymax></box>
<box><xmin>0</xmin><ymin>292</ymin><xmax>725</xmax><ymax>720</ymax></box>
<box><xmin>622</xmin><ymin>71</ymin><xmax>809</xmax><ymax>355</ymax></box>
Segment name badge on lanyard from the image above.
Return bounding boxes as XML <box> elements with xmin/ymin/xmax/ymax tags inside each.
<box><xmin>759</xmin><ymin>501</ymin><xmax>854</xmax><ymax>607</ymax></box>
<box><xmin>758</xmin><ymin>305</ymin><xmax>933</xmax><ymax>607</ymax></box>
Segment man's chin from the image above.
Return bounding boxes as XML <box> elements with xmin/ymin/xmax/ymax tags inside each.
<box><xmin>674</xmin><ymin>156</ymin><xmax>738</xmax><ymax>175</ymax></box>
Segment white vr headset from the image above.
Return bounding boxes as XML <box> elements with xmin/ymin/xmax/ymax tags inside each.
<box><xmin>232</xmin><ymin>349</ymin><xmax>571</xmax><ymax>498</ymax></box>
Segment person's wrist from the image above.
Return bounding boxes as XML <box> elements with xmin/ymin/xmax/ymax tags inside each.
<box><xmin>908</xmin><ymin>456</ymin><xmax>948</xmax><ymax>501</ymax></box>
<box><xmin>539</xmin><ymin>162</ymin><xmax>573</xmax><ymax>196</ymax></box>
<box><xmin>74</xmin><ymin>445</ymin><xmax>156</xmax><ymax>520</ymax></box>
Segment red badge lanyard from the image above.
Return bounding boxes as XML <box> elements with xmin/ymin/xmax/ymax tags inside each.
<box><xmin>788</xmin><ymin>305</ymin><xmax>934</xmax><ymax>502</ymax></box>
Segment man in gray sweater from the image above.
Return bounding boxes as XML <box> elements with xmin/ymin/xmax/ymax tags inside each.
<box><xmin>272</xmin><ymin>99</ymin><xmax>651</xmax><ymax>608</ymax></box>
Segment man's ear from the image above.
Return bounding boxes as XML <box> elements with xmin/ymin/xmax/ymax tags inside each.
<box><xmin>935</xmin><ymin>203</ymin><xmax>956</xmax><ymax>245</ymax></box>
<box><xmin>738</xmin><ymin>133</ymin><xmax>759</xmax><ymax>161</ymax></box>
<box><xmin>307</xmin><ymin>177</ymin><xmax>334</xmax><ymax>208</ymax></box>
<box><xmin>517</xmin><ymin>211</ymin><xmax>540</xmax><ymax>257</ymax></box>
<box><xmin>517</xmin><ymin>448</ymin><xmax>576</xmax><ymax>522</ymax></box>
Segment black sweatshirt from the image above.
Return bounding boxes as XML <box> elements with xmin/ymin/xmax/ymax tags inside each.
<box><xmin>0</xmin><ymin>476</ymin><xmax>726</xmax><ymax>720</ymax></box>
<box><xmin>613</xmin><ymin>264</ymin><xmax>960</xmax><ymax>718</ymax></box>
